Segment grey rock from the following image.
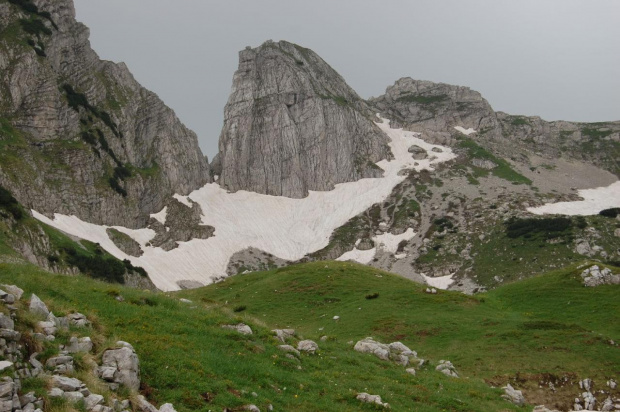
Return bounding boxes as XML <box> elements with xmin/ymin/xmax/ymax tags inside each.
<box><xmin>356</xmin><ymin>393</ymin><xmax>390</xmax><ymax>408</ymax></box>
<box><xmin>106</xmin><ymin>228</ymin><xmax>143</xmax><ymax>257</ymax></box>
<box><xmin>501</xmin><ymin>384</ymin><xmax>525</xmax><ymax>406</ymax></box>
<box><xmin>0</xmin><ymin>286</ymin><xmax>22</xmax><ymax>301</ymax></box>
<box><xmin>84</xmin><ymin>394</ymin><xmax>105</xmax><ymax>410</ymax></box>
<box><xmin>405</xmin><ymin>368</ymin><xmax>416</xmax><ymax>376</ymax></box>
<box><xmin>66</xmin><ymin>313</ymin><xmax>90</xmax><ymax>327</ymax></box>
<box><xmin>277</xmin><ymin>345</ymin><xmax>300</xmax><ymax>357</ymax></box>
<box><xmin>472</xmin><ymin>158</ymin><xmax>497</xmax><ymax>170</ymax></box>
<box><xmin>159</xmin><ymin>404</ymin><xmax>177</xmax><ymax>412</ymax></box>
<box><xmin>62</xmin><ymin>391</ymin><xmax>84</xmax><ymax>403</ymax></box>
<box><xmin>217</xmin><ymin>40</ymin><xmax>390</xmax><ymax>198</ymax></box>
<box><xmin>272</xmin><ymin>329</ymin><xmax>295</xmax><ymax>342</ymax></box>
<box><xmin>0</xmin><ymin>381</ymin><xmax>14</xmax><ymax>398</ymax></box>
<box><xmin>133</xmin><ymin>395</ymin><xmax>158</xmax><ymax>412</ymax></box>
<box><xmin>242</xmin><ymin>405</ymin><xmax>260</xmax><ymax>412</ymax></box>
<box><xmin>408</xmin><ymin>145</ymin><xmax>428</xmax><ymax>160</ymax></box>
<box><xmin>0</xmin><ymin>314</ymin><xmax>13</xmax><ymax>331</ymax></box>
<box><xmin>221</xmin><ymin>324</ymin><xmax>253</xmax><ymax>335</ymax></box>
<box><xmin>99</xmin><ymin>346</ymin><xmax>140</xmax><ymax>391</ymax></box>
<box><xmin>28</xmin><ymin>294</ymin><xmax>49</xmax><ymax>318</ymax></box>
<box><xmin>297</xmin><ymin>340</ymin><xmax>319</xmax><ymax>354</ymax></box>
<box><xmin>354</xmin><ymin>337</ymin><xmax>417</xmax><ymax>365</ymax></box>
<box><xmin>435</xmin><ymin>360</ymin><xmax>459</xmax><ymax>378</ymax></box>
<box><xmin>581</xmin><ymin>266</ymin><xmax>619</xmax><ymax>287</ymax></box>
<box><xmin>51</xmin><ymin>376</ymin><xmax>82</xmax><ymax>392</ymax></box>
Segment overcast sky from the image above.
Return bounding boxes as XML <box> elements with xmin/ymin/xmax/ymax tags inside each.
<box><xmin>73</xmin><ymin>0</ymin><xmax>620</xmax><ymax>159</ymax></box>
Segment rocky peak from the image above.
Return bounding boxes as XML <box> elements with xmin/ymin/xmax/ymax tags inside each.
<box><xmin>217</xmin><ymin>40</ymin><xmax>391</xmax><ymax>198</ymax></box>
<box><xmin>369</xmin><ymin>77</ymin><xmax>500</xmax><ymax>145</ymax></box>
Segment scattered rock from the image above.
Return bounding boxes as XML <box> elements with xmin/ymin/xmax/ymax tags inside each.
<box><xmin>408</xmin><ymin>145</ymin><xmax>428</xmax><ymax>160</ymax></box>
<box><xmin>581</xmin><ymin>265</ymin><xmax>619</xmax><ymax>287</ymax></box>
<box><xmin>51</xmin><ymin>376</ymin><xmax>83</xmax><ymax>392</ymax></box>
<box><xmin>435</xmin><ymin>360</ymin><xmax>459</xmax><ymax>378</ymax></box>
<box><xmin>356</xmin><ymin>392</ymin><xmax>390</xmax><ymax>408</ymax></box>
<box><xmin>405</xmin><ymin>368</ymin><xmax>416</xmax><ymax>376</ymax></box>
<box><xmin>222</xmin><ymin>323</ymin><xmax>253</xmax><ymax>335</ymax></box>
<box><xmin>272</xmin><ymin>329</ymin><xmax>295</xmax><ymax>342</ymax></box>
<box><xmin>472</xmin><ymin>158</ymin><xmax>497</xmax><ymax>169</ymax></box>
<box><xmin>0</xmin><ymin>361</ymin><xmax>13</xmax><ymax>373</ymax></box>
<box><xmin>297</xmin><ymin>340</ymin><xmax>319</xmax><ymax>354</ymax></box>
<box><xmin>277</xmin><ymin>345</ymin><xmax>300</xmax><ymax>357</ymax></box>
<box><xmin>354</xmin><ymin>337</ymin><xmax>418</xmax><ymax>366</ymax></box>
<box><xmin>501</xmin><ymin>384</ymin><xmax>525</xmax><ymax>406</ymax></box>
<box><xmin>66</xmin><ymin>313</ymin><xmax>91</xmax><ymax>327</ymax></box>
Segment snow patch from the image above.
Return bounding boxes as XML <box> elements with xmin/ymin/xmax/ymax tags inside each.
<box><xmin>421</xmin><ymin>273</ymin><xmax>454</xmax><ymax>290</ymax></box>
<box><xmin>374</xmin><ymin>228</ymin><xmax>416</xmax><ymax>254</ymax></box>
<box><xmin>527</xmin><ymin>181</ymin><xmax>620</xmax><ymax>216</ymax></box>
<box><xmin>336</xmin><ymin>248</ymin><xmax>376</xmax><ymax>265</ymax></box>
<box><xmin>150</xmin><ymin>207</ymin><xmax>167</xmax><ymax>225</ymax></box>
<box><xmin>173</xmin><ymin>194</ymin><xmax>192</xmax><ymax>208</ymax></box>
<box><xmin>33</xmin><ymin>118</ymin><xmax>455</xmax><ymax>291</ymax></box>
<box><xmin>454</xmin><ymin>126</ymin><xmax>476</xmax><ymax>136</ymax></box>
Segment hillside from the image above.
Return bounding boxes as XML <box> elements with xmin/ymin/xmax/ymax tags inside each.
<box><xmin>1</xmin><ymin>247</ymin><xmax>618</xmax><ymax>411</ymax></box>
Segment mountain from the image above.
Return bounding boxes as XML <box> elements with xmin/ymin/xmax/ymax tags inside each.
<box><xmin>0</xmin><ymin>0</ymin><xmax>211</xmax><ymax>228</ymax></box>
<box><xmin>216</xmin><ymin>40</ymin><xmax>391</xmax><ymax>197</ymax></box>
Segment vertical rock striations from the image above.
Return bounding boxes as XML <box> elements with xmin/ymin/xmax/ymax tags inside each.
<box><xmin>0</xmin><ymin>0</ymin><xmax>211</xmax><ymax>227</ymax></box>
<box><xmin>217</xmin><ymin>40</ymin><xmax>391</xmax><ymax>198</ymax></box>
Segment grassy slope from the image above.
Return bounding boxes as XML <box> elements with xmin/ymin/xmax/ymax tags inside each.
<box><xmin>1</xmin><ymin>253</ymin><xmax>618</xmax><ymax>411</ymax></box>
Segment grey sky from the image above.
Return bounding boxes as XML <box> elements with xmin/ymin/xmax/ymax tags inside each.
<box><xmin>73</xmin><ymin>0</ymin><xmax>620</xmax><ymax>159</ymax></box>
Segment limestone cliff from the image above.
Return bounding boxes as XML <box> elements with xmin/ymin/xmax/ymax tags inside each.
<box><xmin>217</xmin><ymin>40</ymin><xmax>391</xmax><ymax>198</ymax></box>
<box><xmin>0</xmin><ymin>0</ymin><xmax>211</xmax><ymax>227</ymax></box>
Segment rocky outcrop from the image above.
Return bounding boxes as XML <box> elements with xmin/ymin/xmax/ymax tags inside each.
<box><xmin>369</xmin><ymin>77</ymin><xmax>500</xmax><ymax>146</ymax></box>
<box><xmin>217</xmin><ymin>40</ymin><xmax>391</xmax><ymax>198</ymax></box>
<box><xmin>581</xmin><ymin>265</ymin><xmax>619</xmax><ymax>287</ymax></box>
<box><xmin>0</xmin><ymin>0</ymin><xmax>210</xmax><ymax>228</ymax></box>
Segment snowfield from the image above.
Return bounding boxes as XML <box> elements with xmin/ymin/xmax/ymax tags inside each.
<box><xmin>33</xmin><ymin>118</ymin><xmax>456</xmax><ymax>291</ymax></box>
<box><xmin>527</xmin><ymin>181</ymin><xmax>620</xmax><ymax>216</ymax></box>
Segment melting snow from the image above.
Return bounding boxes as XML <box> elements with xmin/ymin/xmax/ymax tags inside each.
<box><xmin>421</xmin><ymin>273</ymin><xmax>454</xmax><ymax>290</ymax></box>
<box><xmin>336</xmin><ymin>228</ymin><xmax>417</xmax><ymax>265</ymax></box>
<box><xmin>172</xmin><ymin>194</ymin><xmax>192</xmax><ymax>208</ymax></box>
<box><xmin>33</xmin><ymin>118</ymin><xmax>455</xmax><ymax>291</ymax></box>
<box><xmin>150</xmin><ymin>206</ymin><xmax>167</xmax><ymax>225</ymax></box>
<box><xmin>454</xmin><ymin>126</ymin><xmax>476</xmax><ymax>136</ymax></box>
<box><xmin>527</xmin><ymin>181</ymin><xmax>620</xmax><ymax>216</ymax></box>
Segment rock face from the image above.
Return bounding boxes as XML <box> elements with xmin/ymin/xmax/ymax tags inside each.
<box><xmin>0</xmin><ymin>0</ymin><xmax>210</xmax><ymax>228</ymax></box>
<box><xmin>217</xmin><ymin>40</ymin><xmax>391</xmax><ymax>198</ymax></box>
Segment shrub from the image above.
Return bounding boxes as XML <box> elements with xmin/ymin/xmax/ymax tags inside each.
<box><xmin>114</xmin><ymin>165</ymin><xmax>132</xmax><ymax>181</ymax></box>
<box><xmin>123</xmin><ymin>259</ymin><xmax>148</xmax><ymax>277</ymax></box>
<box><xmin>0</xmin><ymin>185</ymin><xmax>24</xmax><ymax>220</ymax></box>
<box><xmin>65</xmin><ymin>252</ymin><xmax>125</xmax><ymax>284</ymax></box>
<box><xmin>19</xmin><ymin>18</ymin><xmax>51</xmax><ymax>37</ymax></box>
<box><xmin>233</xmin><ymin>305</ymin><xmax>247</xmax><ymax>313</ymax></box>
<box><xmin>599</xmin><ymin>208</ymin><xmax>620</xmax><ymax>218</ymax></box>
<box><xmin>505</xmin><ymin>217</ymin><xmax>572</xmax><ymax>240</ymax></box>
<box><xmin>365</xmin><ymin>293</ymin><xmax>379</xmax><ymax>300</ymax></box>
<box><xmin>108</xmin><ymin>178</ymin><xmax>127</xmax><ymax>197</ymax></box>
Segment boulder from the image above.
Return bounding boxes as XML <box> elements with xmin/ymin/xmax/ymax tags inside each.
<box><xmin>0</xmin><ymin>362</ymin><xmax>13</xmax><ymax>373</ymax></box>
<box><xmin>221</xmin><ymin>324</ymin><xmax>253</xmax><ymax>335</ymax></box>
<box><xmin>297</xmin><ymin>340</ymin><xmax>319</xmax><ymax>354</ymax></box>
<box><xmin>66</xmin><ymin>313</ymin><xmax>91</xmax><ymax>327</ymax></box>
<box><xmin>501</xmin><ymin>384</ymin><xmax>525</xmax><ymax>406</ymax></box>
<box><xmin>0</xmin><ymin>285</ymin><xmax>23</xmax><ymax>301</ymax></box>
<box><xmin>159</xmin><ymin>404</ymin><xmax>178</xmax><ymax>412</ymax></box>
<box><xmin>51</xmin><ymin>376</ymin><xmax>83</xmax><ymax>392</ymax></box>
<box><xmin>408</xmin><ymin>145</ymin><xmax>428</xmax><ymax>160</ymax></box>
<box><xmin>29</xmin><ymin>294</ymin><xmax>49</xmax><ymax>318</ymax></box>
<box><xmin>98</xmin><ymin>346</ymin><xmax>140</xmax><ymax>390</ymax></box>
<box><xmin>356</xmin><ymin>393</ymin><xmax>390</xmax><ymax>408</ymax></box>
